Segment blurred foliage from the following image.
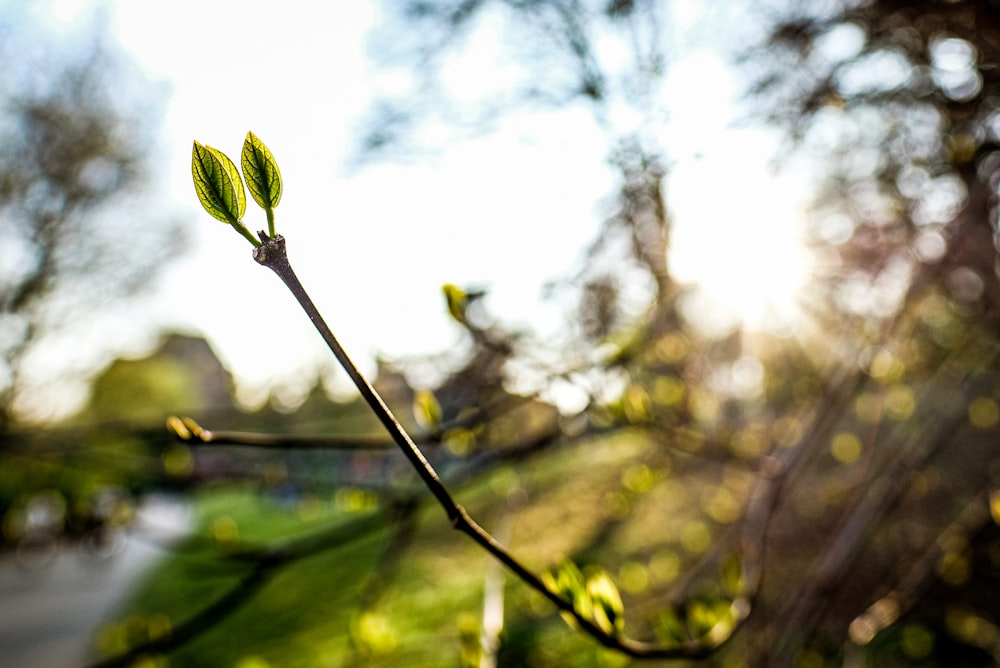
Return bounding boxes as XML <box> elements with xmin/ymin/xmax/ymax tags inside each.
<box><xmin>744</xmin><ymin>0</ymin><xmax>1000</xmax><ymax>328</ymax></box>
<box><xmin>0</xmin><ymin>9</ymin><xmax>184</xmax><ymax>580</ymax></box>
<box><xmin>0</xmin><ymin>335</ymin><xmax>213</xmax><ymax>563</ymax></box>
<box><xmin>0</xmin><ymin>9</ymin><xmax>183</xmax><ymax>425</ymax></box>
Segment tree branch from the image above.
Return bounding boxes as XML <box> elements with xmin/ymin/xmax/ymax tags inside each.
<box><xmin>250</xmin><ymin>233</ymin><xmax>744</xmax><ymax>659</ymax></box>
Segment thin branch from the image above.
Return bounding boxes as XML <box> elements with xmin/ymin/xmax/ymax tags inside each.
<box><xmin>847</xmin><ymin>484</ymin><xmax>997</xmax><ymax>646</ymax></box>
<box><xmin>167</xmin><ymin>415</ymin><xmax>394</xmax><ymax>450</ymax></box>
<box><xmin>251</xmin><ymin>233</ymin><xmax>744</xmax><ymax>659</ymax></box>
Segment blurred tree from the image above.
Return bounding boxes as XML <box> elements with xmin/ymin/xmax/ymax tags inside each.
<box><xmin>86</xmin><ymin>333</ymin><xmax>235</xmax><ymax>424</ymax></box>
<box><xmin>736</xmin><ymin>1</ymin><xmax>1000</xmax><ymax>663</ymax></box>
<box><xmin>362</xmin><ymin>0</ymin><xmax>675</xmax><ymax>304</ymax></box>
<box><xmin>0</xmin><ymin>10</ymin><xmax>181</xmax><ymax>427</ymax></box>
<box><xmin>745</xmin><ymin>0</ymin><xmax>1000</xmax><ymax>327</ymax></box>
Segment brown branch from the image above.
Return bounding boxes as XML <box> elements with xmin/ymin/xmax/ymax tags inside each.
<box><xmin>250</xmin><ymin>233</ymin><xmax>744</xmax><ymax>659</ymax></box>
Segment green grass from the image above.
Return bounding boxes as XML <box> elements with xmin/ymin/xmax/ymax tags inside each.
<box><xmin>98</xmin><ymin>431</ymin><xmax>719</xmax><ymax>667</ymax></box>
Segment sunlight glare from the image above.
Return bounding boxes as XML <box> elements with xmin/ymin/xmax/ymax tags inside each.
<box><xmin>662</xmin><ymin>52</ymin><xmax>813</xmax><ymax>335</ymax></box>
<box><xmin>669</xmin><ymin>139</ymin><xmax>812</xmax><ymax>333</ymax></box>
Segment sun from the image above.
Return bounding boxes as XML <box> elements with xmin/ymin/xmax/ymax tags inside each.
<box><xmin>668</xmin><ymin>142</ymin><xmax>812</xmax><ymax>334</ymax></box>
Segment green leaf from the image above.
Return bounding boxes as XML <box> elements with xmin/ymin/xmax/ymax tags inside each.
<box><xmin>207</xmin><ymin>145</ymin><xmax>246</xmax><ymax>220</ymax></box>
<box><xmin>685</xmin><ymin>599</ymin><xmax>717</xmax><ymax>637</ymax></box>
<box><xmin>192</xmin><ymin>141</ymin><xmax>246</xmax><ymax>224</ymax></box>
<box><xmin>443</xmin><ymin>284</ymin><xmax>468</xmax><ymax>323</ymax></box>
<box><xmin>655</xmin><ymin>606</ymin><xmax>688</xmax><ymax>644</ymax></box>
<box><xmin>413</xmin><ymin>389</ymin><xmax>443</xmax><ymax>430</ymax></box>
<box><xmin>544</xmin><ymin>560</ymin><xmax>592</xmax><ymax>630</ymax></box>
<box><xmin>585</xmin><ymin>569</ymin><xmax>625</xmax><ymax>635</ymax></box>
<box><xmin>241</xmin><ymin>131</ymin><xmax>282</xmax><ymax>210</ymax></box>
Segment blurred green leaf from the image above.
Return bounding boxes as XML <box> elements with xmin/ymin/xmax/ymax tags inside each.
<box><xmin>442</xmin><ymin>284</ymin><xmax>468</xmax><ymax>323</ymax></box>
<box><xmin>413</xmin><ymin>389</ymin><xmax>443</xmax><ymax>430</ymax></box>
<box><xmin>585</xmin><ymin>568</ymin><xmax>625</xmax><ymax>635</ymax></box>
<box><xmin>241</xmin><ymin>131</ymin><xmax>282</xmax><ymax>211</ymax></box>
<box><xmin>686</xmin><ymin>599</ymin><xmax>715</xmax><ymax>637</ymax></box>
<box><xmin>192</xmin><ymin>141</ymin><xmax>246</xmax><ymax>224</ymax></box>
<box><xmin>655</xmin><ymin>606</ymin><xmax>688</xmax><ymax>644</ymax></box>
<box><xmin>546</xmin><ymin>560</ymin><xmax>619</xmax><ymax>632</ymax></box>
<box><xmin>685</xmin><ymin>598</ymin><xmax>734</xmax><ymax>641</ymax></box>
<box><xmin>721</xmin><ymin>553</ymin><xmax>744</xmax><ymax>597</ymax></box>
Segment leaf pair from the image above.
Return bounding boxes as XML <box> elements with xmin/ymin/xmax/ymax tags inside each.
<box><xmin>192</xmin><ymin>132</ymin><xmax>282</xmax><ymax>245</ymax></box>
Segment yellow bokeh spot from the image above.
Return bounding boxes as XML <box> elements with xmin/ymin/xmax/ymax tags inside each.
<box><xmin>831</xmin><ymin>432</ymin><xmax>862</xmax><ymax>464</ymax></box>
<box><xmin>652</xmin><ymin>375</ymin><xmax>686</xmax><ymax>406</ymax></box>
<box><xmin>730</xmin><ymin>429</ymin><xmax>767</xmax><ymax>459</ymax></box>
<box><xmin>335</xmin><ymin>487</ymin><xmax>378</xmax><ymax>513</ymax></box>
<box><xmin>656</xmin><ymin>333</ymin><xmax>688</xmax><ymax>363</ymax></box>
<box><xmin>353</xmin><ymin>611</ymin><xmax>398</xmax><ymax>654</ymax></box>
<box><xmin>968</xmin><ymin>397</ymin><xmax>999</xmax><ymax>429</ymax></box>
<box><xmin>162</xmin><ymin>444</ymin><xmax>194</xmax><ymax>478</ymax></box>
<box><xmin>990</xmin><ymin>489</ymin><xmax>1000</xmax><ymax>526</ymax></box>
<box><xmin>680</xmin><ymin>520</ymin><xmax>712</xmax><ymax>554</ymax></box>
<box><xmin>649</xmin><ymin>549</ymin><xmax>681</xmax><ymax>583</ymax></box>
<box><xmin>211</xmin><ymin>515</ymin><xmax>239</xmax><ymax>548</ymax></box>
<box><xmin>702</xmin><ymin>487</ymin><xmax>741</xmax><ymax>524</ymax></box>
<box><xmin>869</xmin><ymin>349</ymin><xmax>904</xmax><ymax>382</ymax></box>
<box><xmin>936</xmin><ymin>551</ymin><xmax>970</xmax><ymax>586</ymax></box>
<box><xmin>618</xmin><ymin>561</ymin><xmax>650</xmax><ymax>594</ymax></box>
<box><xmin>621</xmin><ymin>463</ymin><xmax>655</xmax><ymax>494</ymax></box>
<box><xmin>690</xmin><ymin>389</ymin><xmax>719</xmax><ymax>424</ymax></box>
<box><xmin>900</xmin><ymin>623</ymin><xmax>934</xmax><ymax>660</ymax></box>
<box><xmin>853</xmin><ymin>393</ymin><xmax>882</xmax><ymax>423</ymax></box>
<box><xmin>945</xmin><ymin>607</ymin><xmax>1000</xmax><ymax>648</ymax></box>
<box><xmin>443</xmin><ymin>427</ymin><xmax>476</xmax><ymax>456</ymax></box>
<box><xmin>885</xmin><ymin>384</ymin><xmax>915</xmax><ymax>420</ymax></box>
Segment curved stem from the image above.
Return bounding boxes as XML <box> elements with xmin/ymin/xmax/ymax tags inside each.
<box><xmin>233</xmin><ymin>221</ymin><xmax>262</xmax><ymax>247</ymax></box>
<box><xmin>265</xmin><ymin>208</ymin><xmax>276</xmax><ymax>238</ymax></box>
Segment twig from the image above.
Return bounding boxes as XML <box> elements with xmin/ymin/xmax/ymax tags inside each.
<box><xmin>251</xmin><ymin>233</ymin><xmax>740</xmax><ymax>659</ymax></box>
<box><xmin>168</xmin><ymin>416</ymin><xmax>394</xmax><ymax>450</ymax></box>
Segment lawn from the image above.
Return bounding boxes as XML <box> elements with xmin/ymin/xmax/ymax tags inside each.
<box><xmin>96</xmin><ymin>430</ymin><xmax>686</xmax><ymax>668</ymax></box>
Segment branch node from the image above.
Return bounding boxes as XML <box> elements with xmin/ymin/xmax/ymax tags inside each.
<box><xmin>253</xmin><ymin>234</ymin><xmax>287</xmax><ymax>267</ymax></box>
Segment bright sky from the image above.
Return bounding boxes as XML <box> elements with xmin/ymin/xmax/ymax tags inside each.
<box><xmin>30</xmin><ymin>0</ymin><xmax>812</xmax><ymax>416</ymax></box>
